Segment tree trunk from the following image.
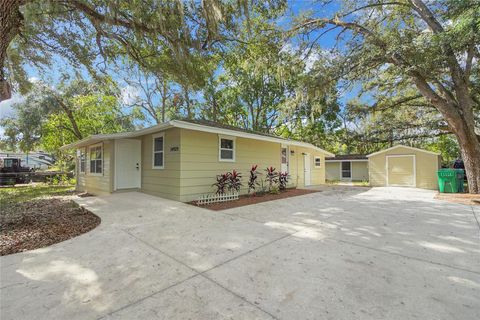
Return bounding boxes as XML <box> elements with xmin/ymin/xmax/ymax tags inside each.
<box><xmin>0</xmin><ymin>0</ymin><xmax>25</xmax><ymax>101</ymax></box>
<box><xmin>450</xmin><ymin>119</ymin><xmax>480</xmax><ymax>194</ymax></box>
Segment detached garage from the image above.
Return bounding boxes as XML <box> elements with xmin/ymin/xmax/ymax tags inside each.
<box><xmin>367</xmin><ymin>145</ymin><xmax>441</xmax><ymax>190</ymax></box>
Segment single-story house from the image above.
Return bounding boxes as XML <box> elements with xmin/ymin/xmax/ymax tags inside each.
<box><xmin>368</xmin><ymin>145</ymin><xmax>441</xmax><ymax>189</ymax></box>
<box><xmin>325</xmin><ymin>154</ymin><xmax>369</xmax><ymax>181</ymax></box>
<box><xmin>60</xmin><ymin>119</ymin><xmax>334</xmax><ymax>202</ymax></box>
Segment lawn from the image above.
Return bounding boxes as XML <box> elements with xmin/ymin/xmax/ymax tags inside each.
<box><xmin>0</xmin><ymin>184</ymin><xmax>100</xmax><ymax>256</ymax></box>
<box><xmin>0</xmin><ymin>184</ymin><xmax>75</xmax><ymax>206</ymax></box>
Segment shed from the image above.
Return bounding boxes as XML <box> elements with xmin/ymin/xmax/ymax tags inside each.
<box><xmin>325</xmin><ymin>154</ymin><xmax>368</xmax><ymax>181</ymax></box>
<box><xmin>367</xmin><ymin>145</ymin><xmax>441</xmax><ymax>189</ymax></box>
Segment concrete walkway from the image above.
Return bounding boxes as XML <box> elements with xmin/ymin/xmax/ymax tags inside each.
<box><xmin>1</xmin><ymin>187</ymin><xmax>479</xmax><ymax>319</ymax></box>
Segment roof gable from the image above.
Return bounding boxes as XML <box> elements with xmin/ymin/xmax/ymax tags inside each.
<box><xmin>367</xmin><ymin>145</ymin><xmax>441</xmax><ymax>157</ymax></box>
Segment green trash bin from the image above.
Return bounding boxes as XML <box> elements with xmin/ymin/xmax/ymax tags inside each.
<box><xmin>455</xmin><ymin>169</ymin><xmax>465</xmax><ymax>193</ymax></box>
<box><xmin>437</xmin><ymin>169</ymin><xmax>459</xmax><ymax>193</ymax></box>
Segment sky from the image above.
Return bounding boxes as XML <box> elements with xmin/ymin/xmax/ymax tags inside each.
<box><xmin>0</xmin><ymin>0</ymin><xmax>366</xmax><ymax>136</ymax></box>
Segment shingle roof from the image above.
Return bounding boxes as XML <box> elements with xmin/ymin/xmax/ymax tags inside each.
<box><xmin>325</xmin><ymin>154</ymin><xmax>368</xmax><ymax>161</ymax></box>
<box><xmin>179</xmin><ymin>118</ymin><xmax>290</xmax><ymax>141</ymax></box>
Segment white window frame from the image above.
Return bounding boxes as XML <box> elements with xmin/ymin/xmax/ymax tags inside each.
<box><xmin>152</xmin><ymin>132</ymin><xmax>165</xmax><ymax>169</ymax></box>
<box><xmin>79</xmin><ymin>148</ymin><xmax>86</xmax><ymax>174</ymax></box>
<box><xmin>89</xmin><ymin>143</ymin><xmax>103</xmax><ymax>176</ymax></box>
<box><xmin>218</xmin><ymin>135</ymin><xmax>236</xmax><ymax>162</ymax></box>
<box><xmin>314</xmin><ymin>156</ymin><xmax>322</xmax><ymax>168</ymax></box>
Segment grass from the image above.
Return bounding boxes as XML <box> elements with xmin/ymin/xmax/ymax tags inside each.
<box><xmin>326</xmin><ymin>180</ymin><xmax>370</xmax><ymax>187</ymax></box>
<box><xmin>0</xmin><ymin>184</ymin><xmax>75</xmax><ymax>207</ymax></box>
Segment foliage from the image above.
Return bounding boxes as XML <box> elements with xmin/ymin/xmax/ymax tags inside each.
<box><xmin>269</xmin><ymin>185</ymin><xmax>280</xmax><ymax>195</ymax></box>
<box><xmin>292</xmin><ymin>0</ymin><xmax>480</xmax><ymax>192</ymax></box>
<box><xmin>228</xmin><ymin>170</ymin><xmax>243</xmax><ymax>192</ymax></box>
<box><xmin>278</xmin><ymin>172</ymin><xmax>289</xmax><ymax>191</ymax></box>
<box><xmin>264</xmin><ymin>166</ymin><xmax>278</xmax><ymax>191</ymax></box>
<box><xmin>46</xmin><ymin>174</ymin><xmax>75</xmax><ymax>186</ymax></box>
<box><xmin>247</xmin><ymin>165</ymin><xmax>260</xmax><ymax>194</ymax></box>
<box><xmin>213</xmin><ymin>173</ymin><xmax>230</xmax><ymax>194</ymax></box>
<box><xmin>212</xmin><ymin>170</ymin><xmax>243</xmax><ymax>194</ymax></box>
<box><xmin>0</xmin><ymin>78</ymin><xmax>135</xmax><ymax>155</ymax></box>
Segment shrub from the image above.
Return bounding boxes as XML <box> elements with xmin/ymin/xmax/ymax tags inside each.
<box><xmin>248</xmin><ymin>165</ymin><xmax>260</xmax><ymax>194</ymax></box>
<box><xmin>269</xmin><ymin>185</ymin><xmax>280</xmax><ymax>194</ymax></box>
<box><xmin>279</xmin><ymin>172</ymin><xmax>289</xmax><ymax>190</ymax></box>
<box><xmin>228</xmin><ymin>170</ymin><xmax>242</xmax><ymax>192</ymax></box>
<box><xmin>265</xmin><ymin>166</ymin><xmax>278</xmax><ymax>191</ymax></box>
<box><xmin>213</xmin><ymin>173</ymin><xmax>230</xmax><ymax>194</ymax></box>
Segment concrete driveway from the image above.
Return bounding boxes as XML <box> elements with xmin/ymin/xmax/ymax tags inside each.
<box><xmin>1</xmin><ymin>187</ymin><xmax>479</xmax><ymax>319</ymax></box>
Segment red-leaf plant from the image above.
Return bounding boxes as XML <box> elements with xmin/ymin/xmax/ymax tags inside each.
<box><xmin>265</xmin><ymin>166</ymin><xmax>278</xmax><ymax>191</ymax></box>
<box><xmin>248</xmin><ymin>165</ymin><xmax>260</xmax><ymax>194</ymax></box>
<box><xmin>228</xmin><ymin>170</ymin><xmax>243</xmax><ymax>193</ymax></box>
<box><xmin>279</xmin><ymin>172</ymin><xmax>289</xmax><ymax>190</ymax></box>
<box><xmin>213</xmin><ymin>172</ymin><xmax>230</xmax><ymax>194</ymax></box>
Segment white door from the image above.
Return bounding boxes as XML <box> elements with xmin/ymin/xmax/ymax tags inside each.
<box><xmin>281</xmin><ymin>145</ymin><xmax>288</xmax><ymax>173</ymax></box>
<box><xmin>386</xmin><ymin>155</ymin><xmax>416</xmax><ymax>187</ymax></box>
<box><xmin>115</xmin><ymin>139</ymin><xmax>141</xmax><ymax>190</ymax></box>
<box><xmin>304</xmin><ymin>153</ymin><xmax>311</xmax><ymax>186</ymax></box>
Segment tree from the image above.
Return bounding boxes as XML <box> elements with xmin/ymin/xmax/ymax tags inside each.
<box><xmin>294</xmin><ymin>0</ymin><xmax>480</xmax><ymax>193</ymax></box>
<box><xmin>0</xmin><ymin>78</ymin><xmax>134</xmax><ymax>153</ymax></box>
<box><xmin>1</xmin><ymin>0</ymin><xmax>260</xmax><ymax>101</ymax></box>
<box><xmin>209</xmin><ymin>16</ymin><xmax>306</xmax><ymax>131</ymax></box>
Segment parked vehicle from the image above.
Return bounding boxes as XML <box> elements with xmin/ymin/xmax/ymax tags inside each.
<box><xmin>0</xmin><ymin>157</ymin><xmax>32</xmax><ymax>185</ymax></box>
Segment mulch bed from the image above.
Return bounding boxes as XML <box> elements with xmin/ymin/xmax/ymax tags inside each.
<box><xmin>434</xmin><ymin>192</ymin><xmax>480</xmax><ymax>206</ymax></box>
<box><xmin>0</xmin><ymin>197</ymin><xmax>100</xmax><ymax>256</ymax></box>
<box><xmin>192</xmin><ymin>188</ymin><xmax>320</xmax><ymax>211</ymax></box>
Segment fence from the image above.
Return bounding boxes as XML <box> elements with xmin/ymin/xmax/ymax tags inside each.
<box><xmin>196</xmin><ymin>192</ymin><xmax>239</xmax><ymax>205</ymax></box>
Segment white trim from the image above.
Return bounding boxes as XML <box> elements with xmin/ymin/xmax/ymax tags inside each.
<box><xmin>303</xmin><ymin>153</ymin><xmax>311</xmax><ymax>186</ymax></box>
<box><xmin>386</xmin><ymin>154</ymin><xmax>416</xmax><ymax>187</ymax></box>
<box><xmin>367</xmin><ymin>145</ymin><xmax>440</xmax><ymax>157</ymax></box>
<box><xmin>314</xmin><ymin>156</ymin><xmax>322</xmax><ymax>168</ymax></box>
<box><xmin>88</xmin><ymin>143</ymin><xmax>103</xmax><ymax>176</ymax></box>
<box><xmin>325</xmin><ymin>159</ymin><xmax>368</xmax><ymax>163</ymax></box>
<box><xmin>218</xmin><ymin>135</ymin><xmax>236</xmax><ymax>162</ymax></box>
<box><xmin>60</xmin><ymin>120</ymin><xmax>335</xmax><ymax>157</ymax></box>
<box><xmin>152</xmin><ymin>132</ymin><xmax>165</xmax><ymax>169</ymax></box>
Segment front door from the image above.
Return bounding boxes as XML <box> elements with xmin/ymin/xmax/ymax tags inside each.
<box><xmin>281</xmin><ymin>145</ymin><xmax>288</xmax><ymax>173</ymax></box>
<box><xmin>341</xmin><ymin>161</ymin><xmax>352</xmax><ymax>180</ymax></box>
<box><xmin>304</xmin><ymin>153</ymin><xmax>311</xmax><ymax>186</ymax></box>
<box><xmin>115</xmin><ymin>139</ymin><xmax>141</xmax><ymax>190</ymax></box>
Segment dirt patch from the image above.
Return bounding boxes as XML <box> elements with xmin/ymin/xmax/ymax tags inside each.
<box><xmin>1</xmin><ymin>197</ymin><xmax>100</xmax><ymax>256</ymax></box>
<box><xmin>434</xmin><ymin>193</ymin><xmax>480</xmax><ymax>206</ymax></box>
<box><xmin>191</xmin><ymin>188</ymin><xmax>320</xmax><ymax>211</ymax></box>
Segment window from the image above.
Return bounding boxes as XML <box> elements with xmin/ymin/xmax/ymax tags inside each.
<box><xmin>79</xmin><ymin>148</ymin><xmax>86</xmax><ymax>173</ymax></box>
<box><xmin>89</xmin><ymin>144</ymin><xmax>103</xmax><ymax>174</ymax></box>
<box><xmin>314</xmin><ymin>156</ymin><xmax>321</xmax><ymax>168</ymax></box>
<box><xmin>152</xmin><ymin>133</ymin><xmax>164</xmax><ymax>168</ymax></box>
<box><xmin>219</xmin><ymin>136</ymin><xmax>235</xmax><ymax>161</ymax></box>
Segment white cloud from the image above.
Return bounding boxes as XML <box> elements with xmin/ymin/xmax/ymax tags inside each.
<box><xmin>121</xmin><ymin>85</ymin><xmax>140</xmax><ymax>105</ymax></box>
<box><xmin>0</xmin><ymin>94</ymin><xmax>23</xmax><ymax>119</ymax></box>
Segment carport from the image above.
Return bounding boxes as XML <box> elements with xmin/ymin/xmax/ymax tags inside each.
<box><xmin>367</xmin><ymin>145</ymin><xmax>441</xmax><ymax>189</ymax></box>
